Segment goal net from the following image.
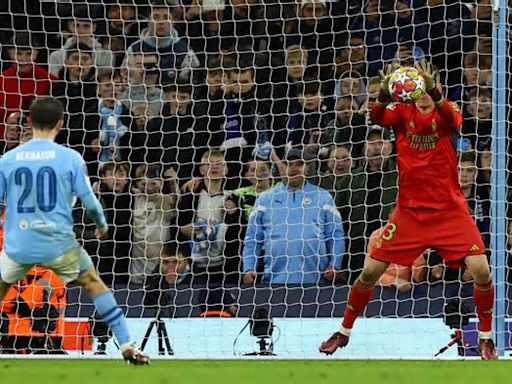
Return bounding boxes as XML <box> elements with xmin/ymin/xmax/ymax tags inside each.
<box><xmin>0</xmin><ymin>0</ymin><xmax>508</xmax><ymax>359</ymax></box>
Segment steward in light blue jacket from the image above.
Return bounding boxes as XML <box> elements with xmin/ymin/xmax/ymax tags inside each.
<box><xmin>243</xmin><ymin>180</ymin><xmax>345</xmax><ymax>284</ymax></box>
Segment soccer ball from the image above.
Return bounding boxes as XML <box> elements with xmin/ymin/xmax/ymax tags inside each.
<box><xmin>388</xmin><ymin>66</ymin><xmax>426</xmax><ymax>103</ymax></box>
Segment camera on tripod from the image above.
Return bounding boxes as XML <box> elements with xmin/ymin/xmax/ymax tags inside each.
<box><xmin>140</xmin><ymin>269</ymin><xmax>174</xmax><ymax>356</ymax></box>
<box><xmin>245</xmin><ymin>307</ymin><xmax>275</xmax><ymax>356</ymax></box>
<box><xmin>250</xmin><ymin>308</ymin><xmax>273</xmax><ymax>338</ymax></box>
<box><xmin>434</xmin><ymin>298</ymin><xmax>477</xmax><ymax>357</ymax></box>
<box><xmin>443</xmin><ymin>298</ymin><xmax>470</xmax><ymax>329</ymax></box>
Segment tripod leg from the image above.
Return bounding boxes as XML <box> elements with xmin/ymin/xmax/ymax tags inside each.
<box><xmin>259</xmin><ymin>339</ymin><xmax>267</xmax><ymax>354</ymax></box>
<box><xmin>140</xmin><ymin>320</ymin><xmax>157</xmax><ymax>352</ymax></box>
<box><xmin>157</xmin><ymin>321</ymin><xmax>165</xmax><ymax>355</ymax></box>
<box><xmin>159</xmin><ymin>321</ymin><xmax>174</xmax><ymax>355</ymax></box>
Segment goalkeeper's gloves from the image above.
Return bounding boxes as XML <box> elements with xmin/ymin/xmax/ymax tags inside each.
<box><xmin>414</xmin><ymin>59</ymin><xmax>439</xmax><ymax>91</ymax></box>
<box><xmin>252</xmin><ymin>141</ymin><xmax>273</xmax><ymax>160</ymax></box>
<box><xmin>414</xmin><ymin>59</ymin><xmax>443</xmax><ymax>105</ymax></box>
<box><xmin>378</xmin><ymin>61</ymin><xmax>401</xmax><ymax>96</ymax></box>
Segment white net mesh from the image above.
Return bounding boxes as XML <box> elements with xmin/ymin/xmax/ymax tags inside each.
<box><xmin>0</xmin><ymin>0</ymin><xmax>507</xmax><ymax>358</ymax></box>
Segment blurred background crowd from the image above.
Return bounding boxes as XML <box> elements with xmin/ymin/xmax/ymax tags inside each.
<box><xmin>0</xmin><ymin>0</ymin><xmax>505</xmax><ymax>308</ymax></box>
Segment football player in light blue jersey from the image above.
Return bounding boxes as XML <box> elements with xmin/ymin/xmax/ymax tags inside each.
<box><xmin>0</xmin><ymin>98</ymin><xmax>149</xmax><ymax>364</ymax></box>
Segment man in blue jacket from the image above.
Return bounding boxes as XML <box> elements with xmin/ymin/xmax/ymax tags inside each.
<box><xmin>243</xmin><ymin>148</ymin><xmax>345</xmax><ymax>285</ymax></box>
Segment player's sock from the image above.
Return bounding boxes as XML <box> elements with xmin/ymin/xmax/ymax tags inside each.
<box><xmin>341</xmin><ymin>279</ymin><xmax>375</xmax><ymax>334</ymax></box>
<box><xmin>473</xmin><ymin>279</ymin><xmax>494</xmax><ymax>336</ymax></box>
<box><xmin>93</xmin><ymin>291</ymin><xmax>131</xmax><ymax>346</ymax></box>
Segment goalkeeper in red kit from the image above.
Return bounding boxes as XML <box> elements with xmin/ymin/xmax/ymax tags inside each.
<box><xmin>319</xmin><ymin>60</ymin><xmax>497</xmax><ymax>360</ymax></box>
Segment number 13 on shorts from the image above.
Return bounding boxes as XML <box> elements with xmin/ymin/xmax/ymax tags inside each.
<box><xmin>381</xmin><ymin>223</ymin><xmax>397</xmax><ymax>241</ymax></box>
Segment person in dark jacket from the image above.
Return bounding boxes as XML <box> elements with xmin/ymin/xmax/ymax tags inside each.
<box><xmin>52</xmin><ymin>43</ymin><xmax>98</xmax><ymax>156</ymax></box>
<box><xmin>74</xmin><ymin>162</ymin><xmax>132</xmax><ymax>286</ymax></box>
<box><xmin>144</xmin><ymin>82</ymin><xmax>196</xmax><ymax>184</ymax></box>
<box><xmin>273</xmin><ymin>79</ymin><xmax>333</xmax><ymax>159</ymax></box>
<box><xmin>335</xmin><ymin>128</ymin><xmax>398</xmax><ymax>283</ymax></box>
<box><xmin>119</xmin><ymin>104</ymin><xmax>157</xmax><ymax>175</ymax></box>
<box><xmin>193</xmin><ymin>55</ymin><xmax>229</xmax><ymax>154</ymax></box>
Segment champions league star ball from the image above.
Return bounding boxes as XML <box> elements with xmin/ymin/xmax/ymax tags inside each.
<box><xmin>388</xmin><ymin>66</ymin><xmax>426</xmax><ymax>103</ymax></box>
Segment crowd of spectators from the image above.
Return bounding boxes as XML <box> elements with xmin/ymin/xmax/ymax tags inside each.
<box><xmin>0</xmin><ymin>0</ymin><xmax>500</xmax><ymax>303</ymax></box>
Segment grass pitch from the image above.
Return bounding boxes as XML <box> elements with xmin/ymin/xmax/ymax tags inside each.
<box><xmin>0</xmin><ymin>360</ymin><xmax>509</xmax><ymax>384</ymax></box>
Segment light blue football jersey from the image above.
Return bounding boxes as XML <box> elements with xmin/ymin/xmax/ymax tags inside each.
<box><xmin>0</xmin><ymin>138</ymin><xmax>105</xmax><ymax>264</ymax></box>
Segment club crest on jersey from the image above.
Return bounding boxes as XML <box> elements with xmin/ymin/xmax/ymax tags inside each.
<box><xmin>303</xmin><ymin>197</ymin><xmax>312</xmax><ymax>206</ymax></box>
<box><xmin>431</xmin><ymin>119</ymin><xmax>437</xmax><ymax>131</ymax></box>
<box><xmin>19</xmin><ymin>219</ymin><xmax>29</xmax><ymax>230</ymax></box>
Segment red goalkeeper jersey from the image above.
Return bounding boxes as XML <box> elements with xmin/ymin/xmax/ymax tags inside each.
<box><xmin>370</xmin><ymin>100</ymin><xmax>465</xmax><ymax>210</ymax></box>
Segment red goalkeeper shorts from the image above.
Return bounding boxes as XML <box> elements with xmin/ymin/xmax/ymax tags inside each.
<box><xmin>370</xmin><ymin>205</ymin><xmax>485</xmax><ymax>268</ymax></box>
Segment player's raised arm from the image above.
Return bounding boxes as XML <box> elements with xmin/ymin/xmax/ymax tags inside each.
<box><xmin>415</xmin><ymin>59</ymin><xmax>463</xmax><ymax>129</ymax></box>
<box><xmin>370</xmin><ymin>62</ymin><xmax>401</xmax><ymax>127</ymax></box>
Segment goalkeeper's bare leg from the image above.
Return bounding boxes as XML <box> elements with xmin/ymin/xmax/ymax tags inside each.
<box><xmin>76</xmin><ymin>266</ymin><xmax>150</xmax><ymax>365</ymax></box>
<box><xmin>320</xmin><ymin>257</ymin><xmax>389</xmax><ymax>355</ymax></box>
<box><xmin>464</xmin><ymin>254</ymin><xmax>497</xmax><ymax>360</ymax></box>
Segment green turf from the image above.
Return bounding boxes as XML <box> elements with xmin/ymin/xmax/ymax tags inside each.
<box><xmin>0</xmin><ymin>360</ymin><xmax>509</xmax><ymax>384</ymax></box>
